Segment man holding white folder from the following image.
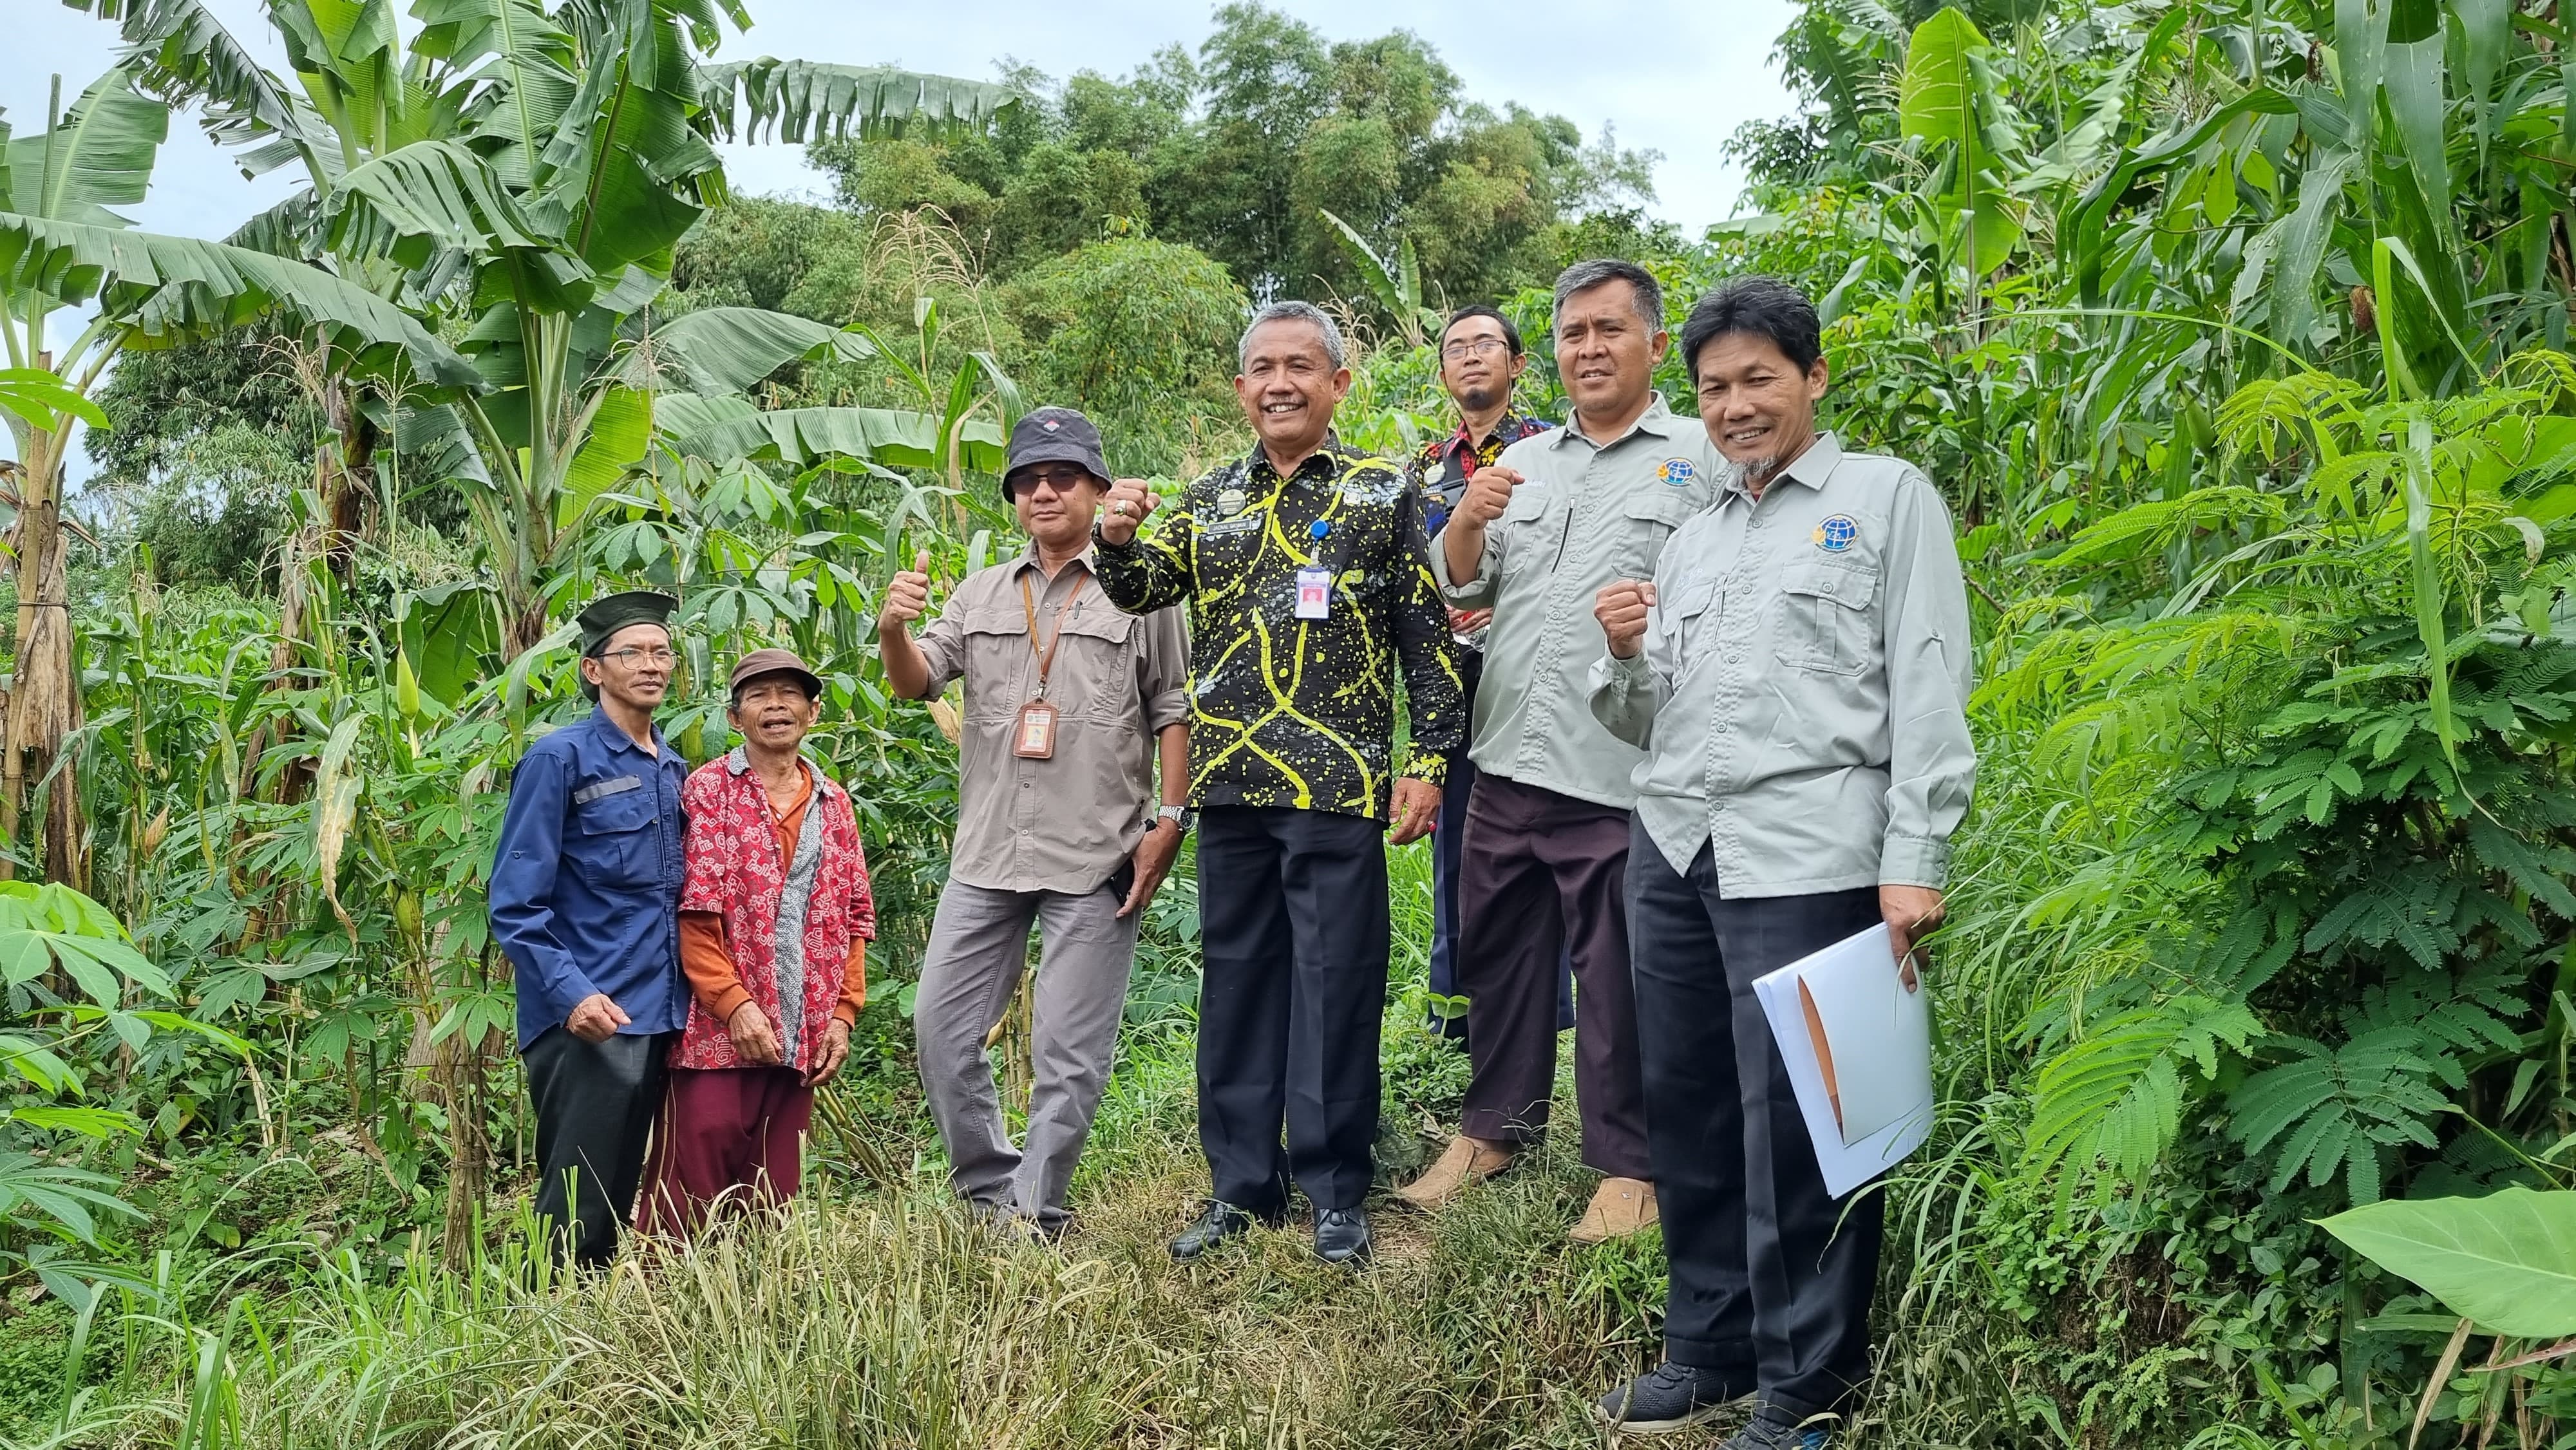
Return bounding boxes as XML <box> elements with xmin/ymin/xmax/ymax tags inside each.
<box><xmin>1584</xmin><ymin>276</ymin><xmax>1976</xmax><ymax>1445</ymax></box>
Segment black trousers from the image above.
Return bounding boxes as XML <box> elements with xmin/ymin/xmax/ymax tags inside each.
<box><xmin>1195</xmin><ymin>805</ymin><xmax>1389</xmax><ymax>1214</ymax></box>
<box><xmin>1455</xmin><ymin>774</ymin><xmax>1649</xmax><ymax>1178</ymax></box>
<box><xmin>1627</xmin><ymin>824</ymin><xmax>1884</xmax><ymax>1426</ymax></box>
<box><xmin>524</xmin><ymin>1026</ymin><xmax>674</xmax><ymax>1268</ymax></box>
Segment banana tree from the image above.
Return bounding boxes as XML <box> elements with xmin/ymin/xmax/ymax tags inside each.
<box><xmin>0</xmin><ymin>67</ymin><xmax>478</xmax><ymax>887</ymax></box>
<box><xmin>78</xmin><ymin>0</ymin><xmax>1019</xmax><ymax>654</ymax></box>
<box><xmin>1892</xmin><ymin>8</ymin><xmax>2031</xmax><ymax>287</ymax></box>
<box><xmin>1317</xmin><ymin>207</ymin><xmax>1443</xmax><ymax>348</ymax></box>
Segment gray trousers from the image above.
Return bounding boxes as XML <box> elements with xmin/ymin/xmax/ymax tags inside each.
<box><xmin>914</xmin><ymin>876</ymin><xmax>1138</xmax><ymax>1230</ymax></box>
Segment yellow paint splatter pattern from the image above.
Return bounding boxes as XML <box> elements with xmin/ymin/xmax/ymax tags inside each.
<box><xmin>1093</xmin><ymin>440</ymin><xmax>1467</xmax><ymax>821</ymax></box>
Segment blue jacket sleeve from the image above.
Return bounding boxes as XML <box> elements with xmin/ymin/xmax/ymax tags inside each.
<box><xmin>488</xmin><ymin>747</ymin><xmax>603</xmax><ymax>1022</ymax></box>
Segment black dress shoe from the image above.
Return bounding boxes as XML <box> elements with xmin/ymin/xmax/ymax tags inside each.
<box><xmin>1168</xmin><ymin>1200</ymin><xmax>1267</xmax><ymax>1260</ymax></box>
<box><xmin>1312</xmin><ymin>1206</ymin><xmax>1371</xmax><ymax>1265</ymax></box>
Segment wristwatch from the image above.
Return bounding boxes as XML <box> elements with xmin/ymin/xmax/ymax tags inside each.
<box><xmin>1157</xmin><ymin>805</ymin><xmax>1196</xmax><ymax>836</ymax></box>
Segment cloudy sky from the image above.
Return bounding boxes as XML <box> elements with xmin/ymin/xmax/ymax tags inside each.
<box><xmin>13</xmin><ymin>0</ymin><xmax>1802</xmax><ymax>243</ymax></box>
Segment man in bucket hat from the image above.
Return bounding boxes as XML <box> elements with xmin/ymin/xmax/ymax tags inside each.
<box><xmin>490</xmin><ymin>589</ymin><xmax>690</xmax><ymax>1266</ymax></box>
<box><xmin>879</xmin><ymin>406</ymin><xmax>1191</xmax><ymax>1239</ymax></box>
<box><xmin>643</xmin><ymin>648</ymin><xmax>876</xmax><ymax>1234</ymax></box>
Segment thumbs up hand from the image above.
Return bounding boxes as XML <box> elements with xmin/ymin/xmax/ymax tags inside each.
<box><xmin>880</xmin><ymin>550</ymin><xmax>933</xmax><ymax>629</ymax></box>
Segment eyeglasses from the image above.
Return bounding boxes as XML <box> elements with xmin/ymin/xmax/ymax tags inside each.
<box><xmin>1441</xmin><ymin>337</ymin><xmax>1511</xmax><ymax>362</ymax></box>
<box><xmin>602</xmin><ymin>647</ymin><xmax>677</xmax><ymax>668</ymax></box>
<box><xmin>1014</xmin><ymin>468</ymin><xmax>1095</xmax><ymax>495</ymax></box>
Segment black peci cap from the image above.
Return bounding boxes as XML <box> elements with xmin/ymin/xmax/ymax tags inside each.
<box><xmin>576</xmin><ymin>590</ymin><xmax>677</xmax><ymax>657</ymax></box>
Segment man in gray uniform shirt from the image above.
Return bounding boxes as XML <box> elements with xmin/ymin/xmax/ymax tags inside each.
<box><xmin>1586</xmin><ymin>278</ymin><xmax>1975</xmax><ymax>1444</ymax></box>
<box><xmin>1406</xmin><ymin>260</ymin><xmax>1715</xmax><ymax>1244</ymax></box>
<box><xmin>880</xmin><ymin>407</ymin><xmax>1193</xmax><ymax>1239</ymax></box>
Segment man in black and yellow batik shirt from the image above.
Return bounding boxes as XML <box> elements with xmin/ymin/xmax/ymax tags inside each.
<box><xmin>1095</xmin><ymin>300</ymin><xmax>1465</xmax><ymax>1268</ymax></box>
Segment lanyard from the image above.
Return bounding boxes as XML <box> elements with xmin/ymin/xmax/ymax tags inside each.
<box><xmin>1018</xmin><ymin>572</ymin><xmax>1088</xmax><ymax>699</ymax></box>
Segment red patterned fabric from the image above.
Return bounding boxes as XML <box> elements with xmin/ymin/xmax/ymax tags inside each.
<box><xmin>672</xmin><ymin>754</ymin><xmax>875</xmax><ymax>1071</ymax></box>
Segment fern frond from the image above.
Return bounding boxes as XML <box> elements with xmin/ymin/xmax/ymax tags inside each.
<box><xmin>2025</xmin><ymin>995</ymin><xmax>2263</xmax><ymax>1186</ymax></box>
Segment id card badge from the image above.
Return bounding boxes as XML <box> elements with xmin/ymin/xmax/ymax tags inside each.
<box><xmin>1294</xmin><ymin>567</ymin><xmax>1332</xmax><ymax>621</ymax></box>
<box><xmin>1013</xmin><ymin>698</ymin><xmax>1058</xmax><ymax>759</ymax></box>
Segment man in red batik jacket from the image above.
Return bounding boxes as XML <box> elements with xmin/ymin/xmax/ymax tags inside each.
<box><xmin>643</xmin><ymin>648</ymin><xmax>875</xmax><ymax>1234</ymax></box>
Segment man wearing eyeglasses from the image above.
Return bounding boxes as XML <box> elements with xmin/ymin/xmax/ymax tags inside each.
<box><xmin>489</xmin><ymin>590</ymin><xmax>692</xmax><ymax>1268</ymax></box>
<box><xmin>1405</xmin><ymin>306</ymin><xmax>1563</xmax><ymax>1048</ymax></box>
<box><xmin>1408</xmin><ymin>261</ymin><xmax>1716</xmax><ymax>1245</ymax></box>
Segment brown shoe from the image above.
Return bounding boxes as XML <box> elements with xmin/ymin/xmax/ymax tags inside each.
<box><xmin>1568</xmin><ymin>1177</ymin><xmax>1658</xmax><ymax>1243</ymax></box>
<box><xmin>1392</xmin><ymin>1135</ymin><xmax>1515</xmax><ymax>1210</ymax></box>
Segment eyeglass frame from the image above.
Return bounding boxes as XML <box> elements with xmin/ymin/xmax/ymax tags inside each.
<box><xmin>599</xmin><ymin>645</ymin><xmax>678</xmax><ymax>669</ymax></box>
<box><xmin>1439</xmin><ymin>336</ymin><xmax>1515</xmax><ymax>362</ymax></box>
<box><xmin>1011</xmin><ymin>464</ymin><xmax>1103</xmax><ymax>496</ymax></box>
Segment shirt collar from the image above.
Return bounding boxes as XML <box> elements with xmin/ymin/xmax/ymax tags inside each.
<box><xmin>588</xmin><ymin>706</ymin><xmax>670</xmax><ymax>760</ymax></box>
<box><xmin>1247</xmin><ymin>433</ymin><xmax>1350</xmax><ymax>484</ymax></box>
<box><xmin>723</xmin><ymin>747</ymin><xmax>835</xmax><ymax>796</ymax></box>
<box><xmin>1014</xmin><ymin>542</ymin><xmax>1098</xmax><ymax>579</ymax></box>
<box><xmin>1724</xmin><ymin>430</ymin><xmax>1843</xmax><ymax>500</ymax></box>
<box><xmin>1551</xmin><ymin>394</ymin><xmax>1686</xmax><ymax>453</ymax></box>
<box><xmin>1449</xmin><ymin>410</ymin><xmax>1538</xmax><ymax>456</ymax></box>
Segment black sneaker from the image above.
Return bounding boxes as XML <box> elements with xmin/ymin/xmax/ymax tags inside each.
<box><xmin>1168</xmin><ymin>1200</ymin><xmax>1269</xmax><ymax>1260</ymax></box>
<box><xmin>1721</xmin><ymin>1417</ymin><xmax>1831</xmax><ymax>1450</ymax></box>
<box><xmin>1594</xmin><ymin>1362</ymin><xmax>1747</xmax><ymax>1434</ymax></box>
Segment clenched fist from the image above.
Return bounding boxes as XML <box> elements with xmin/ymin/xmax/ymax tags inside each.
<box><xmin>1454</xmin><ymin>464</ymin><xmax>1523</xmax><ymax>528</ymax></box>
<box><xmin>1097</xmin><ymin>478</ymin><xmax>1160</xmax><ymax>546</ymax></box>
<box><xmin>1596</xmin><ymin>579</ymin><xmax>1658</xmax><ymax>659</ymax></box>
<box><xmin>879</xmin><ymin>551</ymin><xmax>932</xmax><ymax>630</ymax></box>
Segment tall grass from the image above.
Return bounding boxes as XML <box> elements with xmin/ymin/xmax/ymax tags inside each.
<box><xmin>30</xmin><ymin>831</ymin><xmax>2065</xmax><ymax>1449</ymax></box>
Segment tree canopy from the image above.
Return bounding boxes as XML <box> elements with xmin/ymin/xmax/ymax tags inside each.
<box><xmin>810</xmin><ymin>3</ymin><xmax>1659</xmax><ymax>308</ymax></box>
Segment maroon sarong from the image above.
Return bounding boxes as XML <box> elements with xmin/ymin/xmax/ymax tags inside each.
<box><xmin>641</xmin><ymin>1066</ymin><xmax>813</xmax><ymax>1237</ymax></box>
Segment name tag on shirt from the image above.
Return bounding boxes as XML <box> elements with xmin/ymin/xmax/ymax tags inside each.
<box><xmin>1294</xmin><ymin>567</ymin><xmax>1332</xmax><ymax>620</ymax></box>
<box><xmin>1014</xmin><ymin>699</ymin><xmax>1058</xmax><ymax>759</ymax></box>
<box><xmin>572</xmin><ymin>775</ymin><xmax>643</xmax><ymax>804</ymax></box>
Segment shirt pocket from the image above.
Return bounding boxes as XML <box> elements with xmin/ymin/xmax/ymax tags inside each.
<box><xmin>960</xmin><ymin>603</ymin><xmax>1032</xmax><ymax>721</ymax></box>
<box><xmin>1669</xmin><ymin>574</ymin><xmax>1722</xmax><ymax>659</ymax></box>
<box><xmin>572</xmin><ymin>787</ymin><xmax>659</xmax><ymax>890</ymax></box>
<box><xmin>1054</xmin><ymin>606</ymin><xmax>1136</xmax><ymax>722</ymax></box>
<box><xmin>1613</xmin><ymin>491</ymin><xmax>1698</xmax><ymax>582</ymax></box>
<box><xmin>1497</xmin><ymin>489</ymin><xmax>1562</xmax><ymax>581</ymax></box>
<box><xmin>1189</xmin><ymin>513</ymin><xmax>1267</xmax><ymax>607</ymax></box>
<box><xmin>1776</xmin><ymin>561</ymin><xmax>1879</xmax><ymax>677</ymax></box>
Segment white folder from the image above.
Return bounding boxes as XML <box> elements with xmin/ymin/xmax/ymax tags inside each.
<box><xmin>1750</xmin><ymin>923</ymin><xmax>1935</xmax><ymax>1200</ymax></box>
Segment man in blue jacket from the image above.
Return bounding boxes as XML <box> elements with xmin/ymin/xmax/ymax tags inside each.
<box><xmin>489</xmin><ymin>590</ymin><xmax>690</xmax><ymax>1268</ymax></box>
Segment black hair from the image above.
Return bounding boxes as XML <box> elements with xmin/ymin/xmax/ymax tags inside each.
<box><xmin>1680</xmin><ymin>276</ymin><xmax>1824</xmax><ymax>383</ymax></box>
<box><xmin>1552</xmin><ymin>258</ymin><xmax>1665</xmax><ymax>332</ymax></box>
<box><xmin>1439</xmin><ymin>304</ymin><xmax>1524</xmax><ymax>358</ymax></box>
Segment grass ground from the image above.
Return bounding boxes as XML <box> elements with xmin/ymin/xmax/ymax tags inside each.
<box><xmin>28</xmin><ymin>1017</ymin><xmax>2037</xmax><ymax>1449</ymax></box>
<box><xmin>12</xmin><ymin>833</ymin><xmax>2107</xmax><ymax>1449</ymax></box>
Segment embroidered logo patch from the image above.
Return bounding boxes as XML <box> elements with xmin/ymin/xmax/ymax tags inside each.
<box><xmin>1656</xmin><ymin>457</ymin><xmax>1696</xmax><ymax>485</ymax></box>
<box><xmin>1814</xmin><ymin>514</ymin><xmax>1859</xmax><ymax>553</ymax></box>
<box><xmin>1039</xmin><ymin>417</ymin><xmax>1062</xmax><ymax>432</ymax></box>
